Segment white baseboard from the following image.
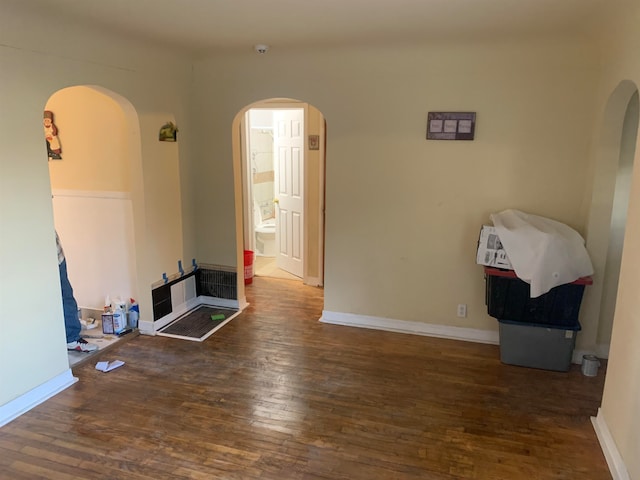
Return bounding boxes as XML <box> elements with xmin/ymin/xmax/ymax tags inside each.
<box><xmin>198</xmin><ymin>296</ymin><xmax>241</xmax><ymax>310</ymax></box>
<box><xmin>573</xmin><ymin>349</ymin><xmax>591</xmax><ymax>365</ymax></box>
<box><xmin>304</xmin><ymin>276</ymin><xmax>323</xmax><ymax>287</ymax></box>
<box><xmin>238</xmin><ymin>296</ymin><xmax>249</xmax><ymax>311</ymax></box>
<box><xmin>591</xmin><ymin>409</ymin><xmax>630</xmax><ymax>480</ymax></box>
<box><xmin>320</xmin><ymin>310</ymin><xmax>499</xmax><ymax>345</ymax></box>
<box><xmin>0</xmin><ymin>370</ymin><xmax>78</xmax><ymax>428</ymax></box>
<box><xmin>138</xmin><ymin>319</ymin><xmax>155</xmax><ymax>335</ymax></box>
<box><xmin>573</xmin><ymin>345</ymin><xmax>610</xmax><ymax>365</ymax></box>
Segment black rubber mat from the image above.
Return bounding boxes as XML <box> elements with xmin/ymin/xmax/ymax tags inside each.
<box><xmin>158</xmin><ymin>305</ymin><xmax>237</xmax><ymax>340</ymax></box>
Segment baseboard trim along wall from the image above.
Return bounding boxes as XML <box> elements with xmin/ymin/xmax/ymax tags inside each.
<box><xmin>572</xmin><ymin>348</ymin><xmax>597</xmax><ymax>365</ymax></box>
<box><xmin>305</xmin><ymin>276</ymin><xmax>323</xmax><ymax>287</ymax></box>
<box><xmin>320</xmin><ymin>310</ymin><xmax>500</xmax><ymax>345</ymax></box>
<box><xmin>0</xmin><ymin>369</ymin><xmax>78</xmax><ymax>428</ymax></box>
<box><xmin>199</xmin><ymin>296</ymin><xmax>241</xmax><ymax>310</ymax></box>
<box><xmin>321</xmin><ymin>311</ymin><xmax>603</xmax><ymax>364</ymax></box>
<box><xmin>591</xmin><ymin>409</ymin><xmax>631</xmax><ymax>480</ymax></box>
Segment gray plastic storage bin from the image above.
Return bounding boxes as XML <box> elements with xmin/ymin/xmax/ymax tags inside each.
<box><xmin>498</xmin><ymin>319</ymin><xmax>580</xmax><ymax>372</ymax></box>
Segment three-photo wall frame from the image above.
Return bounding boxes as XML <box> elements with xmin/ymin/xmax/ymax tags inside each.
<box><xmin>427</xmin><ymin>112</ymin><xmax>476</xmax><ymax>140</ymax></box>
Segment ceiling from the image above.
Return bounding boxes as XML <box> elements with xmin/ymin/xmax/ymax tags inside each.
<box><xmin>6</xmin><ymin>0</ymin><xmax>612</xmax><ymax>56</ymax></box>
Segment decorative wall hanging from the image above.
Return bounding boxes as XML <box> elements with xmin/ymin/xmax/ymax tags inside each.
<box><xmin>159</xmin><ymin>121</ymin><xmax>178</xmax><ymax>142</ymax></box>
<box><xmin>426</xmin><ymin>112</ymin><xmax>476</xmax><ymax>140</ymax></box>
<box><xmin>43</xmin><ymin>110</ymin><xmax>62</xmax><ymax>160</ymax></box>
<box><xmin>308</xmin><ymin>134</ymin><xmax>320</xmax><ymax>150</ymax></box>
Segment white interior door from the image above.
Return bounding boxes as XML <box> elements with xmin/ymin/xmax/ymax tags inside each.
<box><xmin>274</xmin><ymin>109</ymin><xmax>304</xmax><ymax>277</ymax></box>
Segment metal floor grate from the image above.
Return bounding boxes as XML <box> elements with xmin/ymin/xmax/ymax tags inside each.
<box><xmin>157</xmin><ymin>305</ymin><xmax>239</xmax><ymax>342</ymax></box>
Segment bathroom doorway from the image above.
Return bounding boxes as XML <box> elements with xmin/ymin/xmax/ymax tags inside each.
<box><xmin>245</xmin><ymin>107</ymin><xmax>303</xmax><ymax>280</ymax></box>
<box><xmin>239</xmin><ymin>100</ymin><xmax>325</xmax><ymax>286</ymax></box>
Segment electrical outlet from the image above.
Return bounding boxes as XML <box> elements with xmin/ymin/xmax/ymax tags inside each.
<box><xmin>457</xmin><ymin>304</ymin><xmax>467</xmax><ymax>318</ymax></box>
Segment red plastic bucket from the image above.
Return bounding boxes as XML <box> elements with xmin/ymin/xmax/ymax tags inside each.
<box><xmin>244</xmin><ymin>250</ymin><xmax>254</xmax><ymax>285</ymax></box>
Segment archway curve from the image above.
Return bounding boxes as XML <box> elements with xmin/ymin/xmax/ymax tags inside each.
<box><xmin>231</xmin><ymin>98</ymin><xmax>326</xmax><ymax>303</ymax></box>
<box><xmin>582</xmin><ymin>79</ymin><xmax>639</xmax><ymax>359</ymax></box>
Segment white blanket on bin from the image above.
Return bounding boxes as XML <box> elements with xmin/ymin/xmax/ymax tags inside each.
<box><xmin>490</xmin><ymin>209</ymin><xmax>593</xmax><ymax>298</ymax></box>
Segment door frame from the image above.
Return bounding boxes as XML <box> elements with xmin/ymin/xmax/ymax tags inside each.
<box><xmin>235</xmin><ymin>99</ymin><xmax>326</xmax><ymax>288</ymax></box>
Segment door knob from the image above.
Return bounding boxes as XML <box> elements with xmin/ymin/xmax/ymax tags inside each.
<box><xmin>273</xmin><ymin>198</ymin><xmax>279</xmax><ymax>204</ymax></box>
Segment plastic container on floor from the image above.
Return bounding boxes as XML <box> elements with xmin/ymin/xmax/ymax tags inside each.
<box><xmin>497</xmin><ymin>318</ymin><xmax>580</xmax><ymax>372</ymax></box>
<box><xmin>484</xmin><ymin>267</ymin><xmax>591</xmax><ymax>327</ymax></box>
<box><xmin>244</xmin><ymin>250</ymin><xmax>254</xmax><ymax>285</ymax></box>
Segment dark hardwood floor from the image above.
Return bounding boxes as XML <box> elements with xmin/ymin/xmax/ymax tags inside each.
<box><xmin>0</xmin><ymin>277</ymin><xmax>610</xmax><ymax>479</ymax></box>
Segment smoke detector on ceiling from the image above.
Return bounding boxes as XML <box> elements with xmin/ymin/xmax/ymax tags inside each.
<box><xmin>254</xmin><ymin>44</ymin><xmax>270</xmax><ymax>54</ymax></box>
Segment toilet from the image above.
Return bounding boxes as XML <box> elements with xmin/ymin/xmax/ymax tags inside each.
<box><xmin>254</xmin><ymin>206</ymin><xmax>276</xmax><ymax>257</ymax></box>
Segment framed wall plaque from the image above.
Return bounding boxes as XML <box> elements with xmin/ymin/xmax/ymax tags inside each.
<box><xmin>308</xmin><ymin>134</ymin><xmax>320</xmax><ymax>150</ymax></box>
<box><xmin>427</xmin><ymin>112</ymin><xmax>476</xmax><ymax>140</ymax></box>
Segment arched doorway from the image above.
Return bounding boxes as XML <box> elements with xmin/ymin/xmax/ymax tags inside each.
<box><xmin>582</xmin><ymin>81</ymin><xmax>639</xmax><ymax>360</ymax></box>
<box><xmin>231</xmin><ymin>99</ymin><xmax>326</xmax><ymax>297</ymax></box>
<box><xmin>596</xmin><ymin>90</ymin><xmax>639</xmax><ymax>354</ymax></box>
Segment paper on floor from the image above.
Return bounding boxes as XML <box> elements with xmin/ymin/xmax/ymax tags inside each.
<box><xmin>95</xmin><ymin>360</ymin><xmax>125</xmax><ymax>372</ymax></box>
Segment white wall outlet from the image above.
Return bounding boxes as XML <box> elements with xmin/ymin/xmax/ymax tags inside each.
<box><xmin>457</xmin><ymin>304</ymin><xmax>467</xmax><ymax>318</ymax></box>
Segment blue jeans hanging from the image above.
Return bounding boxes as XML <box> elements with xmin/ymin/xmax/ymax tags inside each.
<box><xmin>59</xmin><ymin>259</ymin><xmax>81</xmax><ymax>343</ymax></box>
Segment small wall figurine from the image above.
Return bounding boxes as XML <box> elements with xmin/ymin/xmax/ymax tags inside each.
<box><xmin>43</xmin><ymin>110</ymin><xmax>62</xmax><ymax>160</ymax></box>
<box><xmin>159</xmin><ymin>121</ymin><xmax>178</xmax><ymax>142</ymax></box>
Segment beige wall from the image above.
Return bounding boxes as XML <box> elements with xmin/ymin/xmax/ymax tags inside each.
<box><xmin>0</xmin><ymin>7</ymin><xmax>191</xmax><ymax>407</ymax></box>
<box><xmin>191</xmin><ymin>39</ymin><xmax>599</xmax><ymax>332</ymax></box>
<box><xmin>48</xmin><ymin>86</ymin><xmax>129</xmax><ymax>191</ymax></box>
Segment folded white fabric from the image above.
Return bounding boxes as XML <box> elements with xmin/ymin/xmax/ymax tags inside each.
<box><xmin>95</xmin><ymin>360</ymin><xmax>125</xmax><ymax>372</ymax></box>
<box><xmin>490</xmin><ymin>209</ymin><xmax>593</xmax><ymax>297</ymax></box>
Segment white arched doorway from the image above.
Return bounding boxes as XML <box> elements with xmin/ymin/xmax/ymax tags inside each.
<box><xmin>582</xmin><ymin>81</ymin><xmax>639</xmax><ymax>360</ymax></box>
<box><xmin>231</xmin><ymin>99</ymin><xmax>326</xmax><ymax>296</ymax></box>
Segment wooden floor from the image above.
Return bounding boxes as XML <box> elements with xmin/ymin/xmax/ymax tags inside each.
<box><xmin>0</xmin><ymin>277</ymin><xmax>610</xmax><ymax>479</ymax></box>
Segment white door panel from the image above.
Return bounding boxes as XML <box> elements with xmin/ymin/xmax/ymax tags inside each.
<box><xmin>292</xmin><ymin>211</ymin><xmax>302</xmax><ymax>259</ymax></box>
<box><xmin>274</xmin><ymin>109</ymin><xmax>304</xmax><ymax>277</ymax></box>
